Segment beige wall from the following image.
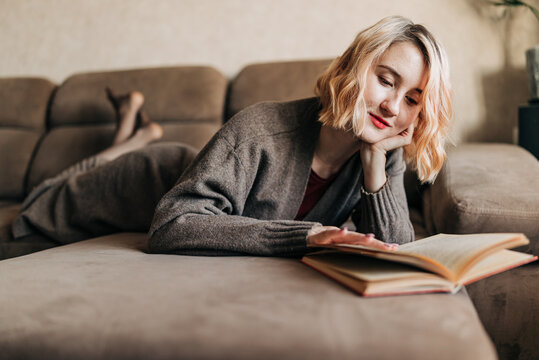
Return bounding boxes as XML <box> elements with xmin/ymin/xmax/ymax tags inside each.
<box><xmin>1</xmin><ymin>0</ymin><xmax>538</xmax><ymax>143</ymax></box>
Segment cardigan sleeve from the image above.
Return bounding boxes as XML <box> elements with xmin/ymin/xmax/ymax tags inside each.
<box><xmin>351</xmin><ymin>148</ymin><xmax>414</xmax><ymax>245</ymax></box>
<box><xmin>148</xmin><ymin>134</ymin><xmax>320</xmax><ymax>257</ymax></box>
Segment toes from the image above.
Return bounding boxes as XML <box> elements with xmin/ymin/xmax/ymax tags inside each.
<box><xmin>105</xmin><ymin>88</ymin><xmax>144</xmax><ymax>111</ymax></box>
<box><xmin>147</xmin><ymin>122</ymin><xmax>163</xmax><ymax>140</ymax></box>
<box><xmin>132</xmin><ymin>122</ymin><xmax>163</xmax><ymax>143</ymax></box>
<box><xmin>129</xmin><ymin>91</ymin><xmax>145</xmax><ymax>108</ymax></box>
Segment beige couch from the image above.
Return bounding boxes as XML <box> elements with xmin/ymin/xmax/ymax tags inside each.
<box><xmin>1</xmin><ymin>61</ymin><xmax>538</xmax><ymax>359</ymax></box>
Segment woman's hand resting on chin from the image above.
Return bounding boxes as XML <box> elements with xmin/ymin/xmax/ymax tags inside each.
<box><xmin>360</xmin><ymin>122</ymin><xmax>415</xmax><ymax>193</ymax></box>
<box><xmin>307</xmin><ymin>225</ymin><xmax>399</xmax><ymax>251</ymax></box>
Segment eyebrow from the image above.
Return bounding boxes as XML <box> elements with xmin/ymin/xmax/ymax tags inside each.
<box><xmin>378</xmin><ymin>65</ymin><xmax>423</xmax><ymax>94</ymax></box>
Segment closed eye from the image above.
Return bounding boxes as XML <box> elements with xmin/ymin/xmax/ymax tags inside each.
<box><xmin>406</xmin><ymin>96</ymin><xmax>418</xmax><ymax>105</ymax></box>
<box><xmin>378</xmin><ymin>76</ymin><xmax>393</xmax><ymax>87</ymax></box>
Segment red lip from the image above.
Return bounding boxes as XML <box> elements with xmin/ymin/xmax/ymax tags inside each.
<box><xmin>369</xmin><ymin>113</ymin><xmax>391</xmax><ymax>129</ymax></box>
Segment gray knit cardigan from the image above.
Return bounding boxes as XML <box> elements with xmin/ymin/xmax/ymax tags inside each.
<box><xmin>148</xmin><ymin>97</ymin><xmax>414</xmax><ymax>256</ymax></box>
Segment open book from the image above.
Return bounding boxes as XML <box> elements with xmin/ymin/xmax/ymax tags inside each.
<box><xmin>301</xmin><ymin>233</ymin><xmax>537</xmax><ymax>297</ymax></box>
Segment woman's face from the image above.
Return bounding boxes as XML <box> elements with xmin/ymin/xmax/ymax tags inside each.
<box><xmin>359</xmin><ymin>41</ymin><xmax>428</xmax><ymax>144</ymax></box>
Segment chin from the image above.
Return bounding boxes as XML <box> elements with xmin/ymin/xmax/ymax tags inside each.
<box><xmin>359</xmin><ymin>129</ymin><xmax>385</xmax><ymax>144</ymax></box>
<box><xmin>360</xmin><ymin>127</ymin><xmax>403</xmax><ymax>145</ymax></box>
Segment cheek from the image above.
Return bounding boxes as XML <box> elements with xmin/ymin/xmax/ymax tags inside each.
<box><xmin>395</xmin><ymin>108</ymin><xmax>420</xmax><ymax>130</ymax></box>
<box><xmin>364</xmin><ymin>76</ymin><xmax>383</xmax><ymax>105</ymax></box>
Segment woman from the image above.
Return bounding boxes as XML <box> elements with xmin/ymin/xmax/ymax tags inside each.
<box><xmin>13</xmin><ymin>16</ymin><xmax>451</xmax><ymax>256</ymax></box>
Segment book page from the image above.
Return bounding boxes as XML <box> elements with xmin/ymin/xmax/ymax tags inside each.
<box><xmin>322</xmin><ymin>233</ymin><xmax>528</xmax><ymax>281</ymax></box>
<box><xmin>306</xmin><ymin>251</ymin><xmax>447</xmax><ymax>282</ymax></box>
<box><xmin>397</xmin><ymin>233</ymin><xmax>527</xmax><ymax>280</ymax></box>
<box><xmin>459</xmin><ymin>249</ymin><xmax>537</xmax><ymax>285</ymax></box>
<box><xmin>302</xmin><ymin>251</ymin><xmax>457</xmax><ymax>296</ymax></box>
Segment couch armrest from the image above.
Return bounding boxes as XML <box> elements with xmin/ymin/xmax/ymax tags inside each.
<box><xmin>423</xmin><ymin>143</ymin><xmax>539</xmax><ymax>254</ymax></box>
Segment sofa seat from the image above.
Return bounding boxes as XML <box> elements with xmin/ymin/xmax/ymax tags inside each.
<box><xmin>0</xmin><ymin>233</ymin><xmax>496</xmax><ymax>360</ymax></box>
<box><xmin>0</xmin><ymin>202</ymin><xmax>56</xmax><ymax>259</ymax></box>
<box><xmin>467</xmin><ymin>262</ymin><xmax>539</xmax><ymax>360</ymax></box>
<box><xmin>0</xmin><ymin>201</ymin><xmax>60</xmax><ymax>262</ymax></box>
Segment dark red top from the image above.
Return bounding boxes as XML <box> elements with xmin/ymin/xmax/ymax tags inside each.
<box><xmin>294</xmin><ymin>169</ymin><xmax>339</xmax><ymax>220</ymax></box>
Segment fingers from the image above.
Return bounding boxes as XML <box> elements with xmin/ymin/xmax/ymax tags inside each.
<box><xmin>402</xmin><ymin>122</ymin><xmax>415</xmax><ymax>141</ymax></box>
<box><xmin>332</xmin><ymin>232</ymin><xmax>399</xmax><ymax>251</ymax></box>
<box><xmin>380</xmin><ymin>131</ymin><xmax>413</xmax><ymax>151</ymax></box>
<box><xmin>308</xmin><ymin>227</ymin><xmax>348</xmax><ymax>245</ymax></box>
<box><xmin>400</xmin><ymin>122</ymin><xmax>415</xmax><ymax>144</ymax></box>
<box><xmin>376</xmin><ymin>122</ymin><xmax>415</xmax><ymax>152</ymax></box>
<box><xmin>308</xmin><ymin>228</ymin><xmax>399</xmax><ymax>251</ymax></box>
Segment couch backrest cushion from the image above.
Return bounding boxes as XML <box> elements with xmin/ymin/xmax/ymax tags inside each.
<box><xmin>227</xmin><ymin>59</ymin><xmax>332</xmax><ymax>119</ymax></box>
<box><xmin>0</xmin><ymin>78</ymin><xmax>56</xmax><ymax>200</ymax></box>
<box><xmin>26</xmin><ymin>66</ymin><xmax>227</xmax><ymax>191</ymax></box>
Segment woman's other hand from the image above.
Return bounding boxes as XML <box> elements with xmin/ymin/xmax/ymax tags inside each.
<box><xmin>307</xmin><ymin>226</ymin><xmax>399</xmax><ymax>251</ymax></box>
<box><xmin>372</xmin><ymin>121</ymin><xmax>415</xmax><ymax>154</ymax></box>
<box><xmin>360</xmin><ymin>122</ymin><xmax>414</xmax><ymax>193</ymax></box>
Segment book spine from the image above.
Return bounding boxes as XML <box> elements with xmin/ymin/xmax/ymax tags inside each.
<box><xmin>301</xmin><ymin>259</ymin><xmax>453</xmax><ymax>297</ymax></box>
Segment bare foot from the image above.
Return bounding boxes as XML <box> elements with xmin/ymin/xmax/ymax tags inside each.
<box><xmin>106</xmin><ymin>87</ymin><xmax>145</xmax><ymax>145</ymax></box>
<box><xmin>130</xmin><ymin>122</ymin><xmax>164</xmax><ymax>145</ymax></box>
<box><xmin>96</xmin><ymin>122</ymin><xmax>163</xmax><ymax>162</ymax></box>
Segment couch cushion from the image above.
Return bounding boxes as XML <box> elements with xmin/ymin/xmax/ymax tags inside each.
<box><xmin>227</xmin><ymin>59</ymin><xmax>332</xmax><ymax>119</ymax></box>
<box><xmin>0</xmin><ymin>78</ymin><xmax>56</xmax><ymax>200</ymax></box>
<box><xmin>27</xmin><ymin>123</ymin><xmax>219</xmax><ymax>188</ymax></box>
<box><xmin>0</xmin><ymin>77</ymin><xmax>55</xmax><ymax>129</ymax></box>
<box><xmin>0</xmin><ymin>233</ymin><xmax>496</xmax><ymax>359</ymax></box>
<box><xmin>467</xmin><ymin>263</ymin><xmax>539</xmax><ymax>360</ymax></box>
<box><xmin>49</xmin><ymin>67</ymin><xmax>226</xmax><ymax>127</ymax></box>
<box><xmin>0</xmin><ymin>234</ymin><xmax>56</xmax><ymax>261</ymax></box>
<box><xmin>423</xmin><ymin>143</ymin><xmax>539</xmax><ymax>254</ymax></box>
<box><xmin>26</xmin><ymin>66</ymin><xmax>226</xmax><ymax>191</ymax></box>
<box><xmin>0</xmin><ymin>130</ymin><xmax>42</xmax><ymax>197</ymax></box>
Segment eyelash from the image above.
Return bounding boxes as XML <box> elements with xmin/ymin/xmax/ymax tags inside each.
<box><xmin>406</xmin><ymin>97</ymin><xmax>418</xmax><ymax>105</ymax></box>
<box><xmin>378</xmin><ymin>76</ymin><xmax>419</xmax><ymax>106</ymax></box>
<box><xmin>378</xmin><ymin>76</ymin><xmax>392</xmax><ymax>87</ymax></box>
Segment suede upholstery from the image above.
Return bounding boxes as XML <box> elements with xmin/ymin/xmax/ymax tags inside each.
<box><xmin>1</xmin><ymin>61</ymin><xmax>538</xmax><ymax>359</ymax></box>
<box><xmin>467</xmin><ymin>263</ymin><xmax>539</xmax><ymax>360</ymax></box>
<box><xmin>0</xmin><ymin>77</ymin><xmax>54</xmax><ymax>129</ymax></box>
<box><xmin>0</xmin><ymin>78</ymin><xmax>55</xmax><ymax>200</ymax></box>
<box><xmin>27</xmin><ymin>67</ymin><xmax>226</xmax><ymax>191</ymax></box>
<box><xmin>27</xmin><ymin>125</ymin><xmax>115</xmax><ymax>189</ymax></box>
<box><xmin>49</xmin><ymin>67</ymin><xmax>225</xmax><ymax>127</ymax></box>
<box><xmin>423</xmin><ymin>143</ymin><xmax>539</xmax><ymax>255</ymax></box>
<box><xmin>0</xmin><ymin>233</ymin><xmax>496</xmax><ymax>360</ymax></box>
<box><xmin>422</xmin><ymin>142</ymin><xmax>539</xmax><ymax>358</ymax></box>
<box><xmin>0</xmin><ymin>66</ymin><xmax>227</xmax><ymax>257</ymax></box>
<box><xmin>227</xmin><ymin>59</ymin><xmax>332</xmax><ymax>119</ymax></box>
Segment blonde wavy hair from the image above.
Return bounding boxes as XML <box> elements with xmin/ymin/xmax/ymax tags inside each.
<box><xmin>314</xmin><ymin>16</ymin><xmax>452</xmax><ymax>183</ymax></box>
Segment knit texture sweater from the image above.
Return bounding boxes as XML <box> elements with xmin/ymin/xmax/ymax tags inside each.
<box><xmin>148</xmin><ymin>97</ymin><xmax>414</xmax><ymax>256</ymax></box>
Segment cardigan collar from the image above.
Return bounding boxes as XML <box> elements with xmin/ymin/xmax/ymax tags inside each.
<box><xmin>293</xmin><ymin>98</ymin><xmax>364</xmax><ymax>225</ymax></box>
<box><xmin>285</xmin><ymin>97</ymin><xmax>322</xmax><ymax>220</ymax></box>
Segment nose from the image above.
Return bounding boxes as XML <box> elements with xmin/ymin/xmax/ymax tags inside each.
<box><xmin>380</xmin><ymin>95</ymin><xmax>400</xmax><ymax>117</ymax></box>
